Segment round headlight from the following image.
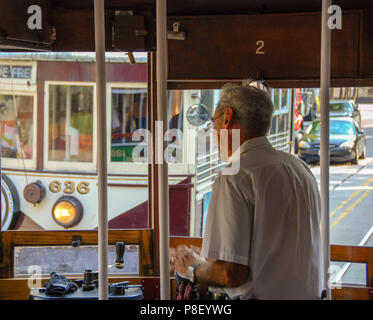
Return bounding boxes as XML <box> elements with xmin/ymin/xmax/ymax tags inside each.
<box><xmin>52</xmin><ymin>196</ymin><xmax>83</xmax><ymax>228</ymax></box>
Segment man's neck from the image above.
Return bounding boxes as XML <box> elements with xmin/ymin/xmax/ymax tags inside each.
<box><xmin>229</xmin><ymin>133</ymin><xmax>264</xmax><ymax>158</ymax></box>
<box><xmin>239</xmin><ymin>133</ymin><xmax>263</xmax><ymax>149</ymax></box>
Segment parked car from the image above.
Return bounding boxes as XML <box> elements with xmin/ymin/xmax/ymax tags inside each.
<box><xmin>298</xmin><ymin>117</ymin><xmax>366</xmax><ymax>165</ymax></box>
<box><xmin>316</xmin><ymin>100</ymin><xmax>361</xmax><ymax>126</ymax></box>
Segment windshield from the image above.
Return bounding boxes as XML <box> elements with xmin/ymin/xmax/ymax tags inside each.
<box><xmin>329</xmin><ymin>102</ymin><xmax>352</xmax><ymax>114</ymax></box>
<box><xmin>306</xmin><ymin>120</ymin><xmax>356</xmax><ymax>136</ymax></box>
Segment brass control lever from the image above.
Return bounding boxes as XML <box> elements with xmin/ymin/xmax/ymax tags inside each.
<box><xmin>115</xmin><ymin>242</ymin><xmax>125</xmax><ymax>269</ymax></box>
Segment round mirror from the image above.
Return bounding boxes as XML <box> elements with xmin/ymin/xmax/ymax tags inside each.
<box><xmin>186</xmin><ymin>103</ymin><xmax>211</xmax><ymax>127</ymax></box>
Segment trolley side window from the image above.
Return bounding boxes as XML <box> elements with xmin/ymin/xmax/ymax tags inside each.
<box><xmin>0</xmin><ymin>94</ymin><xmax>34</xmax><ymax>159</ymax></box>
<box><xmin>110</xmin><ymin>88</ymin><xmax>184</xmax><ymax>163</ymax></box>
<box><xmin>167</xmin><ymin>90</ymin><xmax>184</xmax><ymax>163</ymax></box>
<box><xmin>111</xmin><ymin>88</ymin><xmax>148</xmax><ymax>162</ymax></box>
<box><xmin>48</xmin><ymin>85</ymin><xmax>94</xmax><ymax>162</ymax></box>
<box><xmin>168</xmin><ymin>90</ymin><xmax>184</xmax><ymax>131</ymax></box>
<box><xmin>281</xmin><ymin>89</ymin><xmax>289</xmax><ymax>109</ymax></box>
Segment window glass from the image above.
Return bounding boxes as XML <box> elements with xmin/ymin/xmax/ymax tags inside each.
<box><xmin>0</xmin><ymin>95</ymin><xmax>34</xmax><ymax>159</ymax></box>
<box><xmin>14</xmin><ymin>245</ymin><xmax>139</xmax><ymax>276</ymax></box>
<box><xmin>308</xmin><ymin>120</ymin><xmax>355</xmax><ymax>136</ymax></box>
<box><xmin>269</xmin><ymin>116</ymin><xmax>277</xmax><ymax>135</ymax></box>
<box><xmin>167</xmin><ymin>90</ymin><xmax>184</xmax><ymax>163</ymax></box>
<box><xmin>273</xmin><ymin>89</ymin><xmax>280</xmax><ymax>110</ymax></box>
<box><xmin>281</xmin><ymin>89</ymin><xmax>288</xmax><ymax>109</ymax></box>
<box><xmin>330</xmin><ymin>102</ymin><xmax>347</xmax><ymax>113</ymax></box>
<box><xmin>111</xmin><ymin>88</ymin><xmax>148</xmax><ymax>162</ymax></box>
<box><xmin>48</xmin><ymin>85</ymin><xmax>93</xmax><ymax>162</ymax></box>
<box><xmin>199</xmin><ymin>90</ymin><xmax>214</xmax><ymax>116</ymax></box>
<box><xmin>1</xmin><ymin>53</ymin><xmax>152</xmax><ymax>233</ymax></box>
<box><xmin>110</xmin><ymin>88</ymin><xmax>185</xmax><ymax>164</ymax></box>
<box><xmin>330</xmin><ymin>120</ymin><xmax>355</xmax><ymax>135</ymax></box>
<box><xmin>167</xmin><ymin>89</ymin><xmax>220</xmax><ymax>237</ymax></box>
<box><xmin>278</xmin><ymin>114</ymin><xmax>288</xmax><ymax>133</ymax></box>
<box><xmin>168</xmin><ymin>90</ymin><xmax>184</xmax><ymax>131</ymax></box>
<box><xmin>345</xmin><ymin>102</ymin><xmax>353</xmax><ymax>113</ymax></box>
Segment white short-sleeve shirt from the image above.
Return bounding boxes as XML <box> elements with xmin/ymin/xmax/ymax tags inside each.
<box><xmin>201</xmin><ymin>136</ymin><xmax>325</xmax><ymax>300</ymax></box>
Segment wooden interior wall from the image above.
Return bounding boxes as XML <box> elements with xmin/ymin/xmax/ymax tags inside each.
<box><xmin>166</xmin><ymin>10</ymin><xmax>373</xmax><ymax>88</ymax></box>
<box><xmin>166</xmin><ymin>9</ymin><xmax>372</xmax><ymax>88</ymax></box>
<box><xmin>168</xmin><ymin>13</ymin><xmax>360</xmax><ymax>80</ymax></box>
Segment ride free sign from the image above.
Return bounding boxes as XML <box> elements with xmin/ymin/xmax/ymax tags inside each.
<box><xmin>0</xmin><ymin>65</ymin><xmax>32</xmax><ymax>80</ymax></box>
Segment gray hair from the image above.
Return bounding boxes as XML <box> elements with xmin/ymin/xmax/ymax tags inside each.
<box><xmin>216</xmin><ymin>80</ymin><xmax>274</xmax><ymax>136</ymax></box>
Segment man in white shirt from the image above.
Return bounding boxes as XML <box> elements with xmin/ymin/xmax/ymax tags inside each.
<box><xmin>172</xmin><ymin>81</ymin><xmax>325</xmax><ymax>300</ymax></box>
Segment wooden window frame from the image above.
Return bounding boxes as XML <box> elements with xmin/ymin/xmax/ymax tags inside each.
<box><xmin>0</xmin><ymin>229</ymin><xmax>154</xmax><ymax>279</ymax></box>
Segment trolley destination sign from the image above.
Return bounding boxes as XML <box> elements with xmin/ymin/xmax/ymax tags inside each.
<box><xmin>0</xmin><ymin>64</ymin><xmax>32</xmax><ymax>79</ymax></box>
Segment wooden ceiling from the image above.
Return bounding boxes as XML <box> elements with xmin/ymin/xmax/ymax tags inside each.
<box><xmin>0</xmin><ymin>1</ymin><xmax>372</xmax><ymax>87</ymax></box>
<box><xmin>49</xmin><ymin>0</ymin><xmax>373</xmax><ymax>14</ymax></box>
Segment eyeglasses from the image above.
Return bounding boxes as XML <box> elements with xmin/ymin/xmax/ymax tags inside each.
<box><xmin>206</xmin><ymin>113</ymin><xmax>224</xmax><ymax>129</ymax></box>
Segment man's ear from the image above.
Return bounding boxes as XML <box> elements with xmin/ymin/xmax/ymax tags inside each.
<box><xmin>223</xmin><ymin>107</ymin><xmax>234</xmax><ymax>129</ymax></box>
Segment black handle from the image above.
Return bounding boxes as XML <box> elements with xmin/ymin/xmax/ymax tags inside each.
<box><xmin>115</xmin><ymin>242</ymin><xmax>125</xmax><ymax>269</ymax></box>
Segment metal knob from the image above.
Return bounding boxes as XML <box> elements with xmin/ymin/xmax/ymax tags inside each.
<box><xmin>82</xmin><ymin>269</ymin><xmax>97</xmax><ymax>291</ymax></box>
<box><xmin>115</xmin><ymin>242</ymin><xmax>125</xmax><ymax>269</ymax></box>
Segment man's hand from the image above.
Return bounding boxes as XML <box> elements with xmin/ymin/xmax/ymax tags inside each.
<box><xmin>171</xmin><ymin>245</ymin><xmax>205</xmax><ymax>278</ymax></box>
<box><xmin>171</xmin><ymin>245</ymin><xmax>249</xmax><ymax>288</ymax></box>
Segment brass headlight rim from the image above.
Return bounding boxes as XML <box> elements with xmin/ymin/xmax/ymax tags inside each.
<box><xmin>52</xmin><ymin>196</ymin><xmax>83</xmax><ymax>228</ymax></box>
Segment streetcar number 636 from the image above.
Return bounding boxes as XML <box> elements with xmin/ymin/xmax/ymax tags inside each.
<box><xmin>49</xmin><ymin>181</ymin><xmax>90</xmax><ymax>195</ymax></box>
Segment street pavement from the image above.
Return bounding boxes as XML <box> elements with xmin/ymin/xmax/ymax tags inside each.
<box><xmin>309</xmin><ymin>104</ymin><xmax>373</xmax><ymax>286</ymax></box>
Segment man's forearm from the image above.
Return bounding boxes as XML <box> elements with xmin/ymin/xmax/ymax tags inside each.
<box><xmin>194</xmin><ymin>260</ymin><xmax>248</xmax><ymax>288</ymax></box>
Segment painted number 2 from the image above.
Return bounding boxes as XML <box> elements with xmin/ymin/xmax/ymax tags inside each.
<box><xmin>256</xmin><ymin>40</ymin><xmax>265</xmax><ymax>55</ymax></box>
